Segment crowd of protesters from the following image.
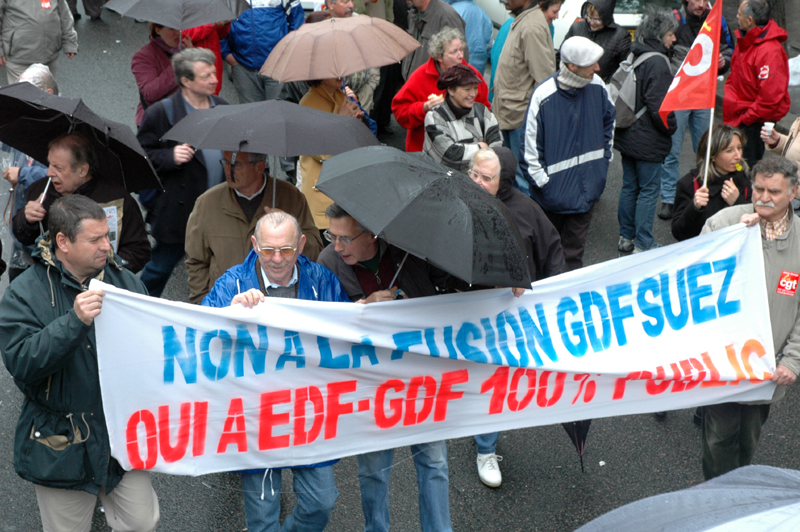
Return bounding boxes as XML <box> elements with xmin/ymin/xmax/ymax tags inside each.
<box><xmin>1</xmin><ymin>0</ymin><xmax>799</xmax><ymax>530</ymax></box>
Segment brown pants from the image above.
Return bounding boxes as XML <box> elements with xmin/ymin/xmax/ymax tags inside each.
<box><xmin>34</xmin><ymin>470</ymin><xmax>159</xmax><ymax>532</ymax></box>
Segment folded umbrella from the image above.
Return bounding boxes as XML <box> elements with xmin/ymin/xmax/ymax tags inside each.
<box><xmin>103</xmin><ymin>0</ymin><xmax>243</xmax><ymax>30</ymax></box>
<box><xmin>161</xmin><ymin>100</ymin><xmax>378</xmax><ymax>156</ymax></box>
<box><xmin>316</xmin><ymin>146</ymin><xmax>531</xmax><ymax>288</ymax></box>
<box><xmin>261</xmin><ymin>15</ymin><xmax>421</xmax><ymax>82</ymax></box>
<box><xmin>562</xmin><ymin>420</ymin><xmax>592</xmax><ymax>473</ymax></box>
<box><xmin>0</xmin><ymin>83</ymin><xmax>161</xmax><ymax>192</ymax></box>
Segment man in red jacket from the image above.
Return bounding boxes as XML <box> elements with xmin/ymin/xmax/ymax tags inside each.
<box><xmin>722</xmin><ymin>0</ymin><xmax>790</xmax><ymax>168</ymax></box>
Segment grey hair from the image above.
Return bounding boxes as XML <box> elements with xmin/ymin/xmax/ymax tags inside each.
<box><xmin>470</xmin><ymin>148</ymin><xmax>501</xmax><ymax>171</ymax></box>
<box><xmin>172</xmin><ymin>48</ymin><xmax>216</xmax><ymax>86</ymax></box>
<box><xmin>255</xmin><ymin>210</ymin><xmax>302</xmax><ymax>243</ymax></box>
<box><xmin>428</xmin><ymin>27</ymin><xmax>466</xmax><ymax>61</ymax></box>
<box><xmin>635</xmin><ymin>5</ymin><xmax>679</xmax><ymax>43</ymax></box>
<box><xmin>742</xmin><ymin>0</ymin><xmax>770</xmax><ymax>26</ymax></box>
<box><xmin>751</xmin><ymin>157</ymin><xmax>800</xmax><ymax>189</ymax></box>
<box><xmin>18</xmin><ymin>63</ymin><xmax>59</xmax><ymax>95</ymax></box>
<box><xmin>324</xmin><ymin>203</ymin><xmax>368</xmax><ymax>232</ymax></box>
<box><xmin>240</xmin><ymin>152</ymin><xmax>267</xmax><ymax>164</ymax></box>
<box><xmin>49</xmin><ymin>195</ymin><xmax>106</xmax><ymax>243</ymax></box>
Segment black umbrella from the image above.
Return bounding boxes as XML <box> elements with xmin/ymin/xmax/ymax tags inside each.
<box><xmin>316</xmin><ymin>146</ymin><xmax>532</xmax><ymax>288</ymax></box>
<box><xmin>0</xmin><ymin>83</ymin><xmax>161</xmax><ymax>192</ymax></box>
<box><xmin>562</xmin><ymin>420</ymin><xmax>592</xmax><ymax>473</ymax></box>
<box><xmin>103</xmin><ymin>0</ymin><xmax>243</xmax><ymax>30</ymax></box>
<box><xmin>161</xmin><ymin>100</ymin><xmax>379</xmax><ymax>157</ymax></box>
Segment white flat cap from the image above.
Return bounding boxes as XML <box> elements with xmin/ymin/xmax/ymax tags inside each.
<box><xmin>560</xmin><ymin>36</ymin><xmax>604</xmax><ymax>68</ymax></box>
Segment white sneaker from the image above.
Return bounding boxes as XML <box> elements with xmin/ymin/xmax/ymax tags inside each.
<box><xmin>476</xmin><ymin>453</ymin><xmax>503</xmax><ymax>488</ymax></box>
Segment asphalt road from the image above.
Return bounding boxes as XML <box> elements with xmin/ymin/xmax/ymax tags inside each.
<box><xmin>2</xmin><ymin>7</ymin><xmax>800</xmax><ymax>532</ymax></box>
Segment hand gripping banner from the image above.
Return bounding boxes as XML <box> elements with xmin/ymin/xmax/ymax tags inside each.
<box><xmin>95</xmin><ymin>224</ymin><xmax>775</xmax><ymax>475</ymax></box>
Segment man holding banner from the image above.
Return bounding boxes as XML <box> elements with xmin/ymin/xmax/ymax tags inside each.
<box><xmin>0</xmin><ymin>196</ymin><xmax>159</xmax><ymax>532</ymax></box>
<box><xmin>700</xmin><ymin>156</ymin><xmax>800</xmax><ymax>480</ymax></box>
<box><xmin>202</xmin><ymin>210</ymin><xmax>349</xmax><ymax>532</ymax></box>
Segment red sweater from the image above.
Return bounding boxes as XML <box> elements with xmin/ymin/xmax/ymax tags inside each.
<box><xmin>183</xmin><ymin>23</ymin><xmax>231</xmax><ymax>97</ymax></box>
<box><xmin>392</xmin><ymin>57</ymin><xmax>490</xmax><ymax>152</ymax></box>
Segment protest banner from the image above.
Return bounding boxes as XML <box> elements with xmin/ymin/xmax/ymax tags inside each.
<box><xmin>95</xmin><ymin>224</ymin><xmax>776</xmax><ymax>475</ymax></box>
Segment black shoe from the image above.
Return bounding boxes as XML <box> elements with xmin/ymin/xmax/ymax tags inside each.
<box><xmin>653</xmin><ymin>411</ymin><xmax>667</xmax><ymax>421</ymax></box>
<box><xmin>693</xmin><ymin>407</ymin><xmax>702</xmax><ymax>426</ymax></box>
<box><xmin>377</xmin><ymin>123</ymin><xmax>393</xmax><ymax>135</ymax></box>
<box><xmin>657</xmin><ymin>203</ymin><xmax>674</xmax><ymax>220</ymax></box>
<box><xmin>72</xmin><ymin>12</ymin><xmax>82</xmax><ymax>20</ymax></box>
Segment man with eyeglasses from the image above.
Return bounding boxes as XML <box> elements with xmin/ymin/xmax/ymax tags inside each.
<box><xmin>137</xmin><ymin>48</ymin><xmax>228</xmax><ymax>297</ymax></box>
<box><xmin>184</xmin><ymin>150</ymin><xmax>322</xmax><ymax>304</ymax></box>
<box><xmin>202</xmin><ymin>210</ymin><xmax>348</xmax><ymax>532</ymax></box>
<box><xmin>317</xmin><ymin>202</ymin><xmax>464</xmax><ymax>532</ymax></box>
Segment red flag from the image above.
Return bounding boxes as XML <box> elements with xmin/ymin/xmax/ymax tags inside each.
<box><xmin>658</xmin><ymin>0</ymin><xmax>723</xmax><ymax>127</ymax></box>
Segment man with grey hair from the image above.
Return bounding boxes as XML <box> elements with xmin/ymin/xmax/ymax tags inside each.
<box><xmin>202</xmin><ymin>210</ymin><xmax>348</xmax><ymax>532</ymax></box>
<box><xmin>402</xmin><ymin>0</ymin><xmax>466</xmax><ymax>79</ymax></box>
<box><xmin>137</xmin><ymin>47</ymin><xmax>228</xmax><ymax>297</ymax></box>
<box><xmin>0</xmin><ymin>0</ymin><xmax>77</xmax><ymax>85</ymax></box>
<box><xmin>722</xmin><ymin>0</ymin><xmax>790</xmax><ymax>169</ymax></box>
<box><xmin>700</xmin><ymin>156</ymin><xmax>800</xmax><ymax>480</ymax></box>
<box><xmin>185</xmin><ymin>149</ymin><xmax>323</xmax><ymax>304</ymax></box>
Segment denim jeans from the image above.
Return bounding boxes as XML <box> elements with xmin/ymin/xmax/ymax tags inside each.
<box><xmin>618</xmin><ymin>155</ymin><xmax>662</xmax><ymax>251</ymax></box>
<box><xmin>473</xmin><ymin>433</ymin><xmax>499</xmax><ymax>454</ymax></box>
<box><xmin>138</xmin><ymin>241</ymin><xmax>185</xmax><ymax>298</ymax></box>
<box><xmin>660</xmin><ymin>109</ymin><xmax>711</xmax><ymax>204</ymax></box>
<box><xmin>357</xmin><ymin>441</ymin><xmax>451</xmax><ymax>532</ymax></box>
<box><xmin>231</xmin><ymin>63</ymin><xmax>283</xmax><ymax>104</ymax></box>
<box><xmin>501</xmin><ymin>126</ymin><xmax>528</xmax><ymax>195</ymax></box>
<box><xmin>241</xmin><ymin>467</ymin><xmax>338</xmax><ymax>532</ymax></box>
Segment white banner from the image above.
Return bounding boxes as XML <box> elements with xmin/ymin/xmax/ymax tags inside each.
<box><xmin>95</xmin><ymin>224</ymin><xmax>776</xmax><ymax>475</ymax></box>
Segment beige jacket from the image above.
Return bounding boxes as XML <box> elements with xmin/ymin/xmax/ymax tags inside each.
<box><xmin>185</xmin><ymin>178</ymin><xmax>322</xmax><ymax>304</ymax></box>
<box><xmin>492</xmin><ymin>5</ymin><xmax>556</xmax><ymax>130</ymax></box>
<box><xmin>702</xmin><ymin>204</ymin><xmax>800</xmax><ymax>403</ymax></box>
<box><xmin>768</xmin><ymin>117</ymin><xmax>800</xmax><ymax>169</ymax></box>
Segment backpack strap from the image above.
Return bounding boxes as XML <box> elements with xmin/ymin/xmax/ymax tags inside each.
<box><xmin>160</xmin><ymin>97</ymin><xmax>175</xmax><ymax>127</ymax></box>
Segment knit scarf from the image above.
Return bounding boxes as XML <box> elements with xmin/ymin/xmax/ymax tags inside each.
<box><xmin>152</xmin><ymin>36</ymin><xmax>180</xmax><ymax>56</ymax></box>
<box><xmin>557</xmin><ymin>61</ymin><xmax>592</xmax><ymax>89</ymax></box>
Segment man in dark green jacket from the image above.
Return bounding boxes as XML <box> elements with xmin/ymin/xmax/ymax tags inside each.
<box><xmin>0</xmin><ymin>195</ymin><xmax>159</xmax><ymax>532</ymax></box>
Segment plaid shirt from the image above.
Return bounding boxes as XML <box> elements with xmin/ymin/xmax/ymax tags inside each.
<box><xmin>761</xmin><ymin>208</ymin><xmax>792</xmax><ymax>240</ymax></box>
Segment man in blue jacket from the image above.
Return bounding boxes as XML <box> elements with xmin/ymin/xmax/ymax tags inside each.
<box><xmin>520</xmin><ymin>36</ymin><xmax>615</xmax><ymax>271</ymax></box>
<box><xmin>221</xmin><ymin>0</ymin><xmax>304</xmax><ymax>104</ymax></box>
<box><xmin>203</xmin><ymin>210</ymin><xmax>349</xmax><ymax>532</ymax></box>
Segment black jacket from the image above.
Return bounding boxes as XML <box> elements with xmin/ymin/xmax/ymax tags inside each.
<box><xmin>671</xmin><ymin>167</ymin><xmax>751</xmax><ymax>241</ymax></box>
<box><xmin>0</xmin><ymin>238</ymin><xmax>148</xmax><ymax>493</ymax></box>
<box><xmin>614</xmin><ymin>40</ymin><xmax>677</xmax><ymax>162</ymax></box>
<box><xmin>136</xmin><ymin>90</ymin><xmax>227</xmax><ymax>244</ymax></box>
<box><xmin>12</xmin><ymin>175</ymin><xmax>151</xmax><ymax>273</ymax></box>
<box><xmin>494</xmin><ymin>147</ymin><xmax>565</xmax><ymax>281</ymax></box>
<box><xmin>672</xmin><ymin>4</ymin><xmax>732</xmax><ymax>75</ymax></box>
<box><xmin>563</xmin><ymin>0</ymin><xmax>631</xmax><ymax>83</ymax></box>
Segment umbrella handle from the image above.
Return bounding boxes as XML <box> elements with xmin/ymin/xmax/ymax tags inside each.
<box><xmin>387</xmin><ymin>252</ymin><xmax>409</xmax><ymax>291</ymax></box>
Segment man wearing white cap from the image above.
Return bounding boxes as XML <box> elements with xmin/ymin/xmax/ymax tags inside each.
<box><xmin>519</xmin><ymin>36</ymin><xmax>616</xmax><ymax>270</ymax></box>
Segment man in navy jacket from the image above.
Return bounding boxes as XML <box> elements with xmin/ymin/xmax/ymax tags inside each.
<box><xmin>520</xmin><ymin>36</ymin><xmax>615</xmax><ymax>271</ymax></box>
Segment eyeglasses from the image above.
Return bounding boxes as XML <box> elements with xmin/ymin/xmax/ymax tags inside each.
<box><xmin>323</xmin><ymin>229</ymin><xmax>366</xmax><ymax>246</ymax></box>
<box><xmin>468</xmin><ymin>169</ymin><xmax>498</xmax><ymax>183</ymax></box>
<box><xmin>586</xmin><ymin>17</ymin><xmax>603</xmax><ymax>24</ymax></box>
<box><xmin>255</xmin><ymin>244</ymin><xmax>298</xmax><ymax>259</ymax></box>
<box><xmin>220</xmin><ymin>159</ymin><xmax>257</xmax><ymax>171</ymax></box>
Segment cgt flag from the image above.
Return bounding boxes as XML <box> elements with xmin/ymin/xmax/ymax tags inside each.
<box><xmin>659</xmin><ymin>0</ymin><xmax>723</xmax><ymax>127</ymax></box>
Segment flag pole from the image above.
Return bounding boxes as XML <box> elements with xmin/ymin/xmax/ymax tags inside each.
<box><xmin>702</xmin><ymin>106</ymin><xmax>715</xmax><ymax>188</ymax></box>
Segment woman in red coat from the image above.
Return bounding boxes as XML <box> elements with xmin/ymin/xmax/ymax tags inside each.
<box><xmin>392</xmin><ymin>26</ymin><xmax>490</xmax><ymax>152</ymax></box>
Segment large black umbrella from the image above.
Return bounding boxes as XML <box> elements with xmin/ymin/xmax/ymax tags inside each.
<box><xmin>161</xmin><ymin>100</ymin><xmax>379</xmax><ymax>156</ymax></box>
<box><xmin>562</xmin><ymin>420</ymin><xmax>592</xmax><ymax>473</ymax></box>
<box><xmin>103</xmin><ymin>0</ymin><xmax>244</xmax><ymax>29</ymax></box>
<box><xmin>316</xmin><ymin>146</ymin><xmax>532</xmax><ymax>288</ymax></box>
<box><xmin>0</xmin><ymin>83</ymin><xmax>161</xmax><ymax>192</ymax></box>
